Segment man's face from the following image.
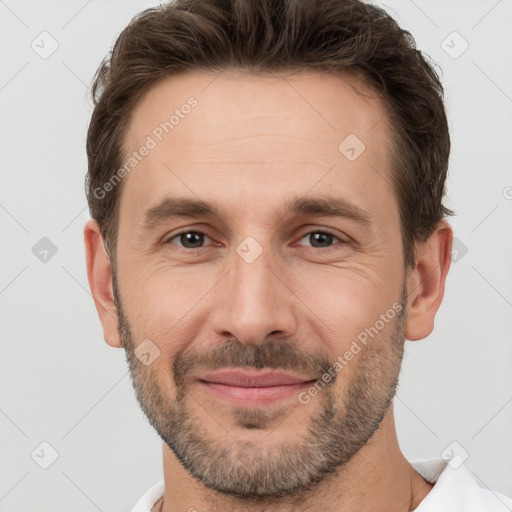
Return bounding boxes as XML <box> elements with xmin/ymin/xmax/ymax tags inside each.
<box><xmin>115</xmin><ymin>70</ymin><xmax>408</xmax><ymax>498</ymax></box>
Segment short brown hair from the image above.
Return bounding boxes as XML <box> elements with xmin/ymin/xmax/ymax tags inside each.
<box><xmin>86</xmin><ymin>0</ymin><xmax>452</xmax><ymax>267</ymax></box>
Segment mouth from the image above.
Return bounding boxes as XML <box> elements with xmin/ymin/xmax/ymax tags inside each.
<box><xmin>196</xmin><ymin>369</ymin><xmax>317</xmax><ymax>406</ymax></box>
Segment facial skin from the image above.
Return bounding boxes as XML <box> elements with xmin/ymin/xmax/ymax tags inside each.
<box><xmin>85</xmin><ymin>70</ymin><xmax>452</xmax><ymax>511</ymax></box>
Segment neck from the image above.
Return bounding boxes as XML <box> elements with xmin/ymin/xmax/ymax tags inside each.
<box><xmin>158</xmin><ymin>406</ymin><xmax>433</xmax><ymax>512</ymax></box>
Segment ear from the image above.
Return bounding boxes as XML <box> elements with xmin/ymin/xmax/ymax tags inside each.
<box><xmin>405</xmin><ymin>221</ymin><xmax>453</xmax><ymax>341</ymax></box>
<box><xmin>84</xmin><ymin>219</ymin><xmax>122</xmax><ymax>348</ymax></box>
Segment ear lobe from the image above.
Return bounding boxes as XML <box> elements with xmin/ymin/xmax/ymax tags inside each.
<box><xmin>84</xmin><ymin>219</ymin><xmax>122</xmax><ymax>348</ymax></box>
<box><xmin>405</xmin><ymin>221</ymin><xmax>453</xmax><ymax>341</ymax></box>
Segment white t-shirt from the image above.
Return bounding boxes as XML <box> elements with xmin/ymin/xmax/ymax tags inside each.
<box><xmin>131</xmin><ymin>459</ymin><xmax>512</xmax><ymax>512</ymax></box>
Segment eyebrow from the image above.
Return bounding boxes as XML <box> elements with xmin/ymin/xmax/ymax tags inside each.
<box><xmin>287</xmin><ymin>196</ymin><xmax>372</xmax><ymax>226</ymax></box>
<box><xmin>139</xmin><ymin>195</ymin><xmax>372</xmax><ymax>231</ymax></box>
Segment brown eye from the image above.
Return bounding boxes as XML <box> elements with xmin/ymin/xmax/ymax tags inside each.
<box><xmin>167</xmin><ymin>231</ymin><xmax>212</xmax><ymax>249</ymax></box>
<box><xmin>298</xmin><ymin>231</ymin><xmax>342</xmax><ymax>248</ymax></box>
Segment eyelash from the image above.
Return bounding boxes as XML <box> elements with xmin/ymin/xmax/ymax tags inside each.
<box><xmin>164</xmin><ymin>229</ymin><xmax>346</xmax><ymax>251</ymax></box>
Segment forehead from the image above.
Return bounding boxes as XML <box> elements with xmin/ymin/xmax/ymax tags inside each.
<box><xmin>120</xmin><ymin>69</ymin><xmax>395</xmax><ymax>224</ymax></box>
<box><xmin>126</xmin><ymin>68</ymin><xmax>390</xmax><ymax>151</ymax></box>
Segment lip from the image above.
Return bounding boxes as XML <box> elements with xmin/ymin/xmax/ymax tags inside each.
<box><xmin>197</xmin><ymin>369</ymin><xmax>315</xmax><ymax>387</ymax></box>
<box><xmin>196</xmin><ymin>369</ymin><xmax>317</xmax><ymax>406</ymax></box>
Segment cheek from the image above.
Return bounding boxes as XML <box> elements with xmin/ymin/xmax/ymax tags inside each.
<box><xmin>119</xmin><ymin>242</ymin><xmax>404</xmax><ymax>363</ymax></box>
<box><xmin>121</xmin><ymin>266</ymin><xmax>217</xmax><ymax>357</ymax></box>
<box><xmin>295</xmin><ymin>267</ymin><xmax>402</xmax><ymax>354</ymax></box>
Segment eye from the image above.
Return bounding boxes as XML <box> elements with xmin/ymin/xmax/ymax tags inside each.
<box><xmin>296</xmin><ymin>230</ymin><xmax>345</xmax><ymax>248</ymax></box>
<box><xmin>165</xmin><ymin>229</ymin><xmax>345</xmax><ymax>251</ymax></box>
<box><xmin>166</xmin><ymin>230</ymin><xmax>213</xmax><ymax>249</ymax></box>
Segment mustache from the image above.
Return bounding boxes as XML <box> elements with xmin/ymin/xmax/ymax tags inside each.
<box><xmin>172</xmin><ymin>337</ymin><xmax>335</xmax><ymax>386</ymax></box>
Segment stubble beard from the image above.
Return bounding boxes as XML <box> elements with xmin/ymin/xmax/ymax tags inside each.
<box><xmin>114</xmin><ymin>275</ymin><xmax>407</xmax><ymax>503</ymax></box>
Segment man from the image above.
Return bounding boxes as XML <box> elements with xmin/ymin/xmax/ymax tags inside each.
<box><xmin>84</xmin><ymin>0</ymin><xmax>512</xmax><ymax>511</ymax></box>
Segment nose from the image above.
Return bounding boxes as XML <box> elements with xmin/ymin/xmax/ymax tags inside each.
<box><xmin>210</xmin><ymin>242</ymin><xmax>297</xmax><ymax>346</ymax></box>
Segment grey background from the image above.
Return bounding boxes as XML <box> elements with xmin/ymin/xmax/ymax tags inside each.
<box><xmin>1</xmin><ymin>0</ymin><xmax>511</xmax><ymax>510</ymax></box>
